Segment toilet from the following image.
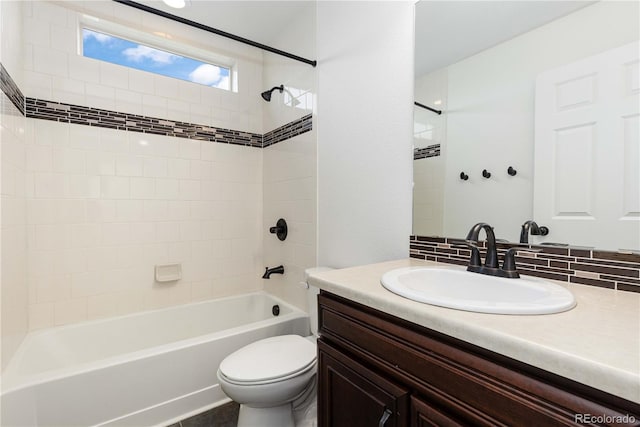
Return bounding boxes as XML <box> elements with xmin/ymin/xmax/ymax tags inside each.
<box><xmin>216</xmin><ymin>267</ymin><xmax>332</xmax><ymax>427</ymax></box>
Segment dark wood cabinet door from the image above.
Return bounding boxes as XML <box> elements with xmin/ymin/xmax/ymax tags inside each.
<box><xmin>318</xmin><ymin>340</ymin><xmax>409</xmax><ymax>427</ymax></box>
<box><xmin>410</xmin><ymin>396</ymin><xmax>469</xmax><ymax>427</ymax></box>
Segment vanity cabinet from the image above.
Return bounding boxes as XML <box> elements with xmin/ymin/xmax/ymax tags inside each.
<box><xmin>317</xmin><ymin>291</ymin><xmax>640</xmax><ymax>427</ymax></box>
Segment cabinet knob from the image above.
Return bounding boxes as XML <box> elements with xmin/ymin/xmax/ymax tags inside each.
<box><xmin>378</xmin><ymin>408</ymin><xmax>392</xmax><ymax>427</ymax></box>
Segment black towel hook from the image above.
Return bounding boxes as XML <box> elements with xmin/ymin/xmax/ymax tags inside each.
<box><xmin>460</xmin><ymin>172</ymin><xmax>469</xmax><ymax>181</ymax></box>
<box><xmin>482</xmin><ymin>169</ymin><xmax>491</xmax><ymax>179</ymax></box>
<box><xmin>507</xmin><ymin>166</ymin><xmax>517</xmax><ymax>176</ymax></box>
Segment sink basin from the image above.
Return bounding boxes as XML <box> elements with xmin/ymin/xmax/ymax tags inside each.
<box><xmin>381</xmin><ymin>267</ymin><xmax>576</xmax><ymax>315</ymax></box>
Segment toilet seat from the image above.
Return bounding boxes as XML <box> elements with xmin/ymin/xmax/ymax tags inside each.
<box><xmin>219</xmin><ymin>335</ymin><xmax>317</xmax><ymax>385</ymax></box>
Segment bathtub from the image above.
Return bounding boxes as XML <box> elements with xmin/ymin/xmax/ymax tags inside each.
<box><xmin>1</xmin><ymin>292</ymin><xmax>310</xmax><ymax>427</ymax></box>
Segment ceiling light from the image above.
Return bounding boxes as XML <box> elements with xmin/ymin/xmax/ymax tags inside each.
<box><xmin>162</xmin><ymin>0</ymin><xmax>189</xmax><ymax>9</ymax></box>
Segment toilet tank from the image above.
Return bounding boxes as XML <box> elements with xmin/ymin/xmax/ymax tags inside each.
<box><xmin>304</xmin><ymin>267</ymin><xmax>334</xmax><ymax>336</ymax></box>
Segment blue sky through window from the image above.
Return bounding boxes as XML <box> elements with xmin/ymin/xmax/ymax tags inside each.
<box><xmin>82</xmin><ymin>28</ymin><xmax>230</xmax><ymax>90</ymax></box>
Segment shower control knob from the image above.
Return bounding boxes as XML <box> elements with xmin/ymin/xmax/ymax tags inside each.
<box><xmin>269</xmin><ymin>218</ymin><xmax>288</xmax><ymax>241</ymax></box>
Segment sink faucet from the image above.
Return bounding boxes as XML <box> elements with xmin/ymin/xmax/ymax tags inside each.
<box><xmin>262</xmin><ymin>265</ymin><xmax>284</xmax><ymax>279</ymax></box>
<box><xmin>465</xmin><ymin>222</ymin><xmax>499</xmax><ymax>269</ymax></box>
<box><xmin>458</xmin><ymin>223</ymin><xmax>541</xmax><ymax>279</ymax></box>
<box><xmin>519</xmin><ymin>220</ymin><xmax>549</xmax><ymax>244</ymax></box>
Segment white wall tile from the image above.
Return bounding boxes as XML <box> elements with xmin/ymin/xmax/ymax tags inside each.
<box><xmin>53</xmin><ymin>148</ymin><xmax>85</xmax><ymax>174</ymax></box>
<box><xmin>115</xmin><ymin>89</ymin><xmax>143</xmax><ymax>115</ymax></box>
<box><xmin>54</xmin><ymin>298</ymin><xmax>87</xmax><ymax>326</ymax></box>
<box><xmin>34</xmin><ymin>172</ymin><xmax>67</xmax><ymax>198</ymax></box>
<box><xmin>143</xmin><ymin>157</ymin><xmax>167</xmax><ymax>177</ymax></box>
<box><xmin>85</xmin><ymin>82</ymin><xmax>116</xmax><ymax>110</ymax></box>
<box><xmin>178</xmin><ymin>140</ymin><xmax>201</xmax><ymax>160</ymax></box>
<box><xmin>69</xmin><ymin>125</ymin><xmax>101</xmax><ymax>151</ymax></box>
<box><xmin>178</xmin><ymin>180</ymin><xmax>200</xmax><ymax>200</ymax></box>
<box><xmin>142</xmin><ymin>94</ymin><xmax>167</xmax><ymax>119</ymax></box>
<box><xmin>86</xmin><ymin>151</ymin><xmax>116</xmax><ymax>175</ymax></box>
<box><xmin>70</xmin><ymin>223</ymin><xmax>101</xmax><ymax>248</ymax></box>
<box><xmin>69</xmin><ymin>55</ymin><xmax>101</xmax><ymax>84</ymax></box>
<box><xmin>167</xmin><ymin>158</ymin><xmax>190</xmax><ymax>179</ymax></box>
<box><xmin>102</xmin><ymin>222</ymin><xmax>131</xmax><ymax>246</ymax></box>
<box><xmin>67</xmin><ymin>174</ymin><xmax>100</xmax><ymax>199</ymax></box>
<box><xmin>116</xmin><ymin>200</ymin><xmax>144</xmax><ymax>222</ymax></box>
<box><xmin>52</xmin><ymin>76</ymin><xmax>86</xmax><ymax>105</ymax></box>
<box><xmin>100</xmin><ymin>62</ymin><xmax>129</xmax><ymax>90</ymax></box>
<box><xmin>129</xmin><ymin>69</ymin><xmax>155</xmax><ymax>94</ymax></box>
<box><xmin>33</xmin><ymin>46</ymin><xmax>68</xmax><ymax>77</ymax></box>
<box><xmin>156</xmin><ymin>222</ymin><xmax>180</xmax><ymax>242</ymax></box>
<box><xmin>50</xmin><ymin>25</ymin><xmax>76</xmax><ymax>55</ymax></box>
<box><xmin>155</xmin><ymin>75</ymin><xmax>179</xmax><ymax>99</ymax></box>
<box><xmin>29</xmin><ymin>303</ymin><xmax>54</xmax><ymax>330</ymax></box>
<box><xmin>155</xmin><ymin>178</ymin><xmax>180</xmax><ymax>200</ymax></box>
<box><xmin>27</xmin><ymin>145</ymin><xmax>52</xmax><ymax>172</ymax></box>
<box><xmin>116</xmin><ymin>155</ymin><xmax>144</xmax><ymax>176</ymax></box>
<box><xmin>130</xmin><ymin>177</ymin><xmax>156</xmax><ymax>199</ymax></box>
<box><xmin>101</xmin><ymin>176</ymin><xmax>130</xmax><ymax>199</ymax></box>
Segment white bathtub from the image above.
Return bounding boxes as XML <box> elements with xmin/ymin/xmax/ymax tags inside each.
<box><xmin>1</xmin><ymin>292</ymin><xmax>310</xmax><ymax>427</ymax></box>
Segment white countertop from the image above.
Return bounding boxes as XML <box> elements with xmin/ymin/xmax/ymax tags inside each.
<box><xmin>308</xmin><ymin>258</ymin><xmax>640</xmax><ymax>404</ymax></box>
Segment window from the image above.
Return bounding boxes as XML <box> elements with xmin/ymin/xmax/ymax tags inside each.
<box><xmin>82</xmin><ymin>28</ymin><xmax>231</xmax><ymax>90</ymax></box>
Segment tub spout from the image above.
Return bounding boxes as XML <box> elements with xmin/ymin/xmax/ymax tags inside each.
<box><xmin>262</xmin><ymin>265</ymin><xmax>284</xmax><ymax>279</ymax></box>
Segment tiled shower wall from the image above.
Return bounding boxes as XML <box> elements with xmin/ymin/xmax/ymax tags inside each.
<box><xmin>26</xmin><ymin>120</ymin><xmax>263</xmax><ymax>327</ymax></box>
<box><xmin>18</xmin><ymin>0</ymin><xmax>269</xmax><ymax>329</ymax></box>
<box><xmin>261</xmin><ymin>5</ymin><xmax>316</xmax><ymax>311</ymax></box>
<box><xmin>1</xmin><ymin>1</ymin><xmax>28</xmax><ymax>371</ymax></box>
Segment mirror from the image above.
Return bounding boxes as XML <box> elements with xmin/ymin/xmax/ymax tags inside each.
<box><xmin>413</xmin><ymin>0</ymin><xmax>640</xmax><ymax>251</ymax></box>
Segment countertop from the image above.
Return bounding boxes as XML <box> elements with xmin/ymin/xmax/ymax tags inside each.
<box><xmin>307</xmin><ymin>258</ymin><xmax>640</xmax><ymax>404</ymax></box>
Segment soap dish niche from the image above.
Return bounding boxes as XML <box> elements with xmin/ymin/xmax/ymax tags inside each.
<box><xmin>155</xmin><ymin>263</ymin><xmax>182</xmax><ymax>283</ymax></box>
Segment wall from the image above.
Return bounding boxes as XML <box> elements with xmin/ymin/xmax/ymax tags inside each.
<box><xmin>316</xmin><ymin>1</ymin><xmax>414</xmax><ymax>269</ymax></box>
<box><xmin>22</xmin><ymin>0</ymin><xmax>265</xmax><ymax>328</ymax></box>
<box><xmin>440</xmin><ymin>1</ymin><xmax>640</xmax><ymax>242</ymax></box>
<box><xmin>1</xmin><ymin>0</ymin><xmax>28</xmax><ymax>372</ymax></box>
<box><xmin>262</xmin><ymin>5</ymin><xmax>317</xmax><ymax>310</ymax></box>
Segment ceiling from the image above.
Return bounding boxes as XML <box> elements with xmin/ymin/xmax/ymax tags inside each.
<box><xmin>134</xmin><ymin>0</ymin><xmax>313</xmax><ymax>51</ymax></box>
<box><xmin>131</xmin><ymin>1</ymin><xmax>595</xmax><ymax>77</ymax></box>
<box><xmin>415</xmin><ymin>1</ymin><xmax>595</xmax><ymax>77</ymax></box>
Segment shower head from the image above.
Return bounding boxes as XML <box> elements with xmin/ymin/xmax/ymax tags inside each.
<box><xmin>261</xmin><ymin>85</ymin><xmax>284</xmax><ymax>102</ymax></box>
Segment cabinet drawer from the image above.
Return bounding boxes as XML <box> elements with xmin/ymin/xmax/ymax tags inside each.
<box><xmin>318</xmin><ymin>291</ymin><xmax>640</xmax><ymax>427</ymax></box>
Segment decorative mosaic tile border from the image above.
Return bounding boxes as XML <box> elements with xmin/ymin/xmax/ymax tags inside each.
<box><xmin>0</xmin><ymin>63</ymin><xmax>25</xmax><ymax>115</ymax></box>
<box><xmin>414</xmin><ymin>144</ymin><xmax>440</xmax><ymax>160</ymax></box>
<box><xmin>0</xmin><ymin>61</ymin><xmax>311</xmax><ymax>148</ymax></box>
<box><xmin>263</xmin><ymin>114</ymin><xmax>312</xmax><ymax>148</ymax></box>
<box><xmin>410</xmin><ymin>235</ymin><xmax>640</xmax><ymax>293</ymax></box>
<box><xmin>26</xmin><ymin>98</ymin><xmax>264</xmax><ymax>147</ymax></box>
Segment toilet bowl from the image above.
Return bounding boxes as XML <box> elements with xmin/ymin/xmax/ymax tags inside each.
<box><xmin>216</xmin><ymin>267</ymin><xmax>332</xmax><ymax>427</ymax></box>
<box><xmin>217</xmin><ymin>335</ymin><xmax>317</xmax><ymax>427</ymax></box>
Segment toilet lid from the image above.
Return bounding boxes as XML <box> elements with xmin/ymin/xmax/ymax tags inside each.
<box><xmin>219</xmin><ymin>335</ymin><xmax>317</xmax><ymax>383</ymax></box>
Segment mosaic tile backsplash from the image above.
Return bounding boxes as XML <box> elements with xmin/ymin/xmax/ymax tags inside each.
<box><xmin>410</xmin><ymin>235</ymin><xmax>640</xmax><ymax>293</ymax></box>
<box><xmin>413</xmin><ymin>144</ymin><xmax>440</xmax><ymax>160</ymax></box>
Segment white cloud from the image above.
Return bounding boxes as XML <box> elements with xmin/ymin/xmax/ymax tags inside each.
<box><xmin>213</xmin><ymin>75</ymin><xmax>230</xmax><ymax>90</ymax></box>
<box><xmin>188</xmin><ymin>64</ymin><xmax>223</xmax><ymax>86</ymax></box>
<box><xmin>83</xmin><ymin>30</ymin><xmax>114</xmax><ymax>44</ymax></box>
<box><xmin>122</xmin><ymin>45</ymin><xmax>178</xmax><ymax>65</ymax></box>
